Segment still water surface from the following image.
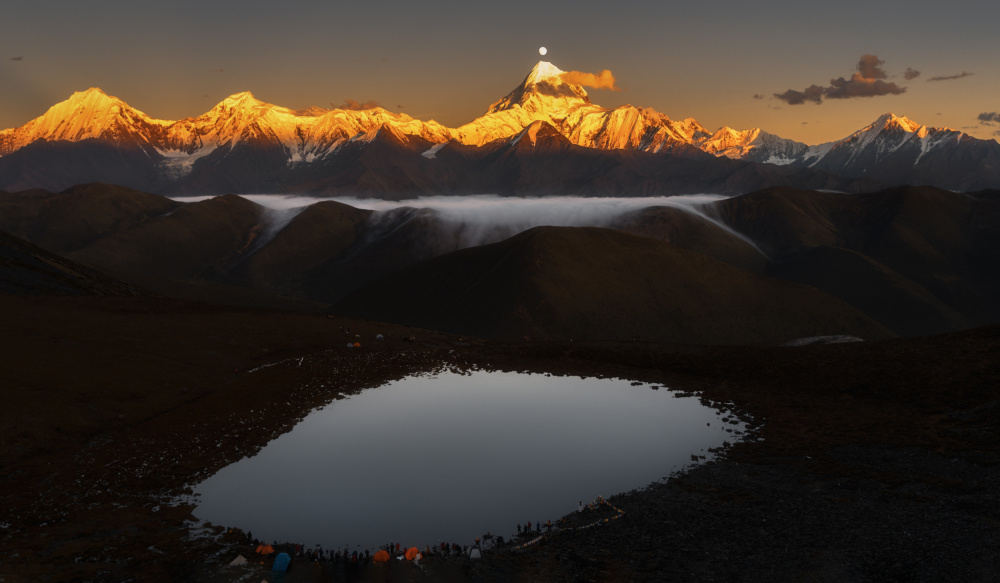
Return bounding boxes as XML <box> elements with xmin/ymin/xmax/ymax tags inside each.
<box><xmin>193</xmin><ymin>370</ymin><xmax>743</xmax><ymax>550</ymax></box>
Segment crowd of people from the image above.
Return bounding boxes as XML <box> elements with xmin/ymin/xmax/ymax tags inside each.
<box><xmin>234</xmin><ymin>497</ymin><xmax>624</xmax><ymax>571</ymax></box>
<box><xmin>241</xmin><ymin>512</ymin><xmax>567</xmax><ymax>568</ymax></box>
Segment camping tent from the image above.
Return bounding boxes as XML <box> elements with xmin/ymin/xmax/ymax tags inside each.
<box><xmin>373</xmin><ymin>550</ymin><xmax>390</xmax><ymax>563</ymax></box>
<box><xmin>229</xmin><ymin>554</ymin><xmax>248</xmax><ymax>566</ymax></box>
<box><xmin>467</xmin><ymin>547</ymin><xmax>482</xmax><ymax>559</ymax></box>
<box><xmin>404</xmin><ymin>547</ymin><xmax>420</xmax><ymax>560</ymax></box>
<box><xmin>272</xmin><ymin>552</ymin><xmax>291</xmax><ymax>572</ymax></box>
<box><xmin>255</xmin><ymin>544</ymin><xmax>275</xmax><ymax>555</ymax></box>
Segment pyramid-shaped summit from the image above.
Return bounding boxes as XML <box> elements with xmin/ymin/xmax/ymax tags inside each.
<box><xmin>486</xmin><ymin>61</ymin><xmax>591</xmax><ymax>115</ymax></box>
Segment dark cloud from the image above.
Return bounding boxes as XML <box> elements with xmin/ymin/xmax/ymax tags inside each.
<box><xmin>801</xmin><ymin>121</ymin><xmax>809</xmax><ymax>125</ymax></box>
<box><xmin>332</xmin><ymin>99</ymin><xmax>382</xmax><ymax>111</ymax></box>
<box><xmin>212</xmin><ymin>68</ymin><xmax>224</xmax><ymax>73</ymax></box>
<box><xmin>774</xmin><ymin>54</ymin><xmax>907</xmax><ymax>105</ymax></box>
<box><xmin>10</xmin><ymin>56</ymin><xmax>23</xmax><ymax>61</ymax></box>
<box><xmin>904</xmin><ymin>68</ymin><xmax>921</xmax><ymax>80</ymax></box>
<box><xmin>397</xmin><ymin>104</ymin><xmax>404</xmax><ymax>109</ymax></box>
<box><xmin>857</xmin><ymin>54</ymin><xmax>888</xmax><ymax>79</ymax></box>
<box><xmin>752</xmin><ymin>93</ymin><xmax>764</xmax><ymax>100</ymax></box>
<box><xmin>774</xmin><ymin>85</ymin><xmax>825</xmax><ymax>105</ymax></box>
<box><xmin>978</xmin><ymin>112</ymin><xmax>1000</xmax><ymax>124</ymax></box>
<box><xmin>928</xmin><ymin>71</ymin><xmax>974</xmax><ymax>82</ymax></box>
<box><xmin>824</xmin><ymin>75</ymin><xmax>905</xmax><ymax>100</ymax></box>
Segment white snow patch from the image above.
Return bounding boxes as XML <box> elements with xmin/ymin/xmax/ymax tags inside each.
<box><xmin>764</xmin><ymin>155</ymin><xmax>795</xmax><ymax>166</ymax></box>
<box><xmin>421</xmin><ymin>143</ymin><xmax>447</xmax><ymax>159</ymax></box>
<box><xmin>156</xmin><ymin>145</ymin><xmax>218</xmax><ymax>179</ymax></box>
<box><xmin>288</xmin><ymin>151</ymin><xmax>319</xmax><ymax>164</ymax></box>
<box><xmin>803</xmin><ymin>142</ymin><xmax>834</xmax><ymax>167</ymax></box>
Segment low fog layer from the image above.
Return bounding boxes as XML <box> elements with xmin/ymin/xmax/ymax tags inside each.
<box><xmin>170</xmin><ymin>194</ymin><xmax>744</xmax><ymax>251</ymax></box>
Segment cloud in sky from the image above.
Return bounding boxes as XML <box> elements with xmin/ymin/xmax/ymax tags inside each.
<box><xmin>10</xmin><ymin>56</ymin><xmax>23</xmax><ymax>61</ymax></box>
<box><xmin>332</xmin><ymin>99</ymin><xmax>382</xmax><ymax>111</ymax></box>
<box><xmin>904</xmin><ymin>68</ymin><xmax>921</xmax><ymax>80</ymax></box>
<box><xmin>978</xmin><ymin>112</ymin><xmax>1000</xmax><ymax>124</ymax></box>
<box><xmin>856</xmin><ymin>54</ymin><xmax>888</xmax><ymax>80</ymax></box>
<box><xmin>752</xmin><ymin>93</ymin><xmax>764</xmax><ymax>100</ymax></box>
<box><xmin>928</xmin><ymin>71</ymin><xmax>974</xmax><ymax>82</ymax></box>
<box><xmin>774</xmin><ymin>85</ymin><xmax>826</xmax><ymax>105</ymax></box>
<box><xmin>774</xmin><ymin>54</ymin><xmax>907</xmax><ymax>105</ymax></box>
<box><xmin>212</xmin><ymin>68</ymin><xmax>224</xmax><ymax>73</ymax></box>
<box><xmin>560</xmin><ymin>69</ymin><xmax>620</xmax><ymax>91</ymax></box>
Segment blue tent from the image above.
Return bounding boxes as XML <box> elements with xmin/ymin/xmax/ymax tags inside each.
<box><xmin>272</xmin><ymin>552</ymin><xmax>291</xmax><ymax>572</ymax></box>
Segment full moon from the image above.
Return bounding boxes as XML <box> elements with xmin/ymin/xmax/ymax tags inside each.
<box><xmin>539</xmin><ymin>47</ymin><xmax>547</xmax><ymax>56</ymax></box>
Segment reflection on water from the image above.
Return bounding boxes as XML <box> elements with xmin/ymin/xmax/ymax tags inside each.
<box><xmin>192</xmin><ymin>370</ymin><xmax>744</xmax><ymax>551</ymax></box>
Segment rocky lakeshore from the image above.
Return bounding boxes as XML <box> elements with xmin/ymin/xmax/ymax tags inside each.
<box><xmin>1</xmin><ymin>295</ymin><xmax>998</xmax><ymax>582</ymax></box>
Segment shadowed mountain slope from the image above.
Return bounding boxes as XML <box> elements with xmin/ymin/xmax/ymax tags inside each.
<box><xmin>228</xmin><ymin>200</ymin><xmax>373</xmax><ymax>297</ymax></box>
<box><xmin>767</xmin><ymin>245</ymin><xmax>969</xmax><ymax>337</ymax></box>
<box><xmin>65</xmin><ymin>194</ymin><xmax>267</xmax><ymax>281</ymax></box>
<box><xmin>2</xmin><ymin>183</ymin><xmax>998</xmax><ymax>338</ymax></box>
<box><xmin>715</xmin><ymin>185</ymin><xmax>1000</xmax><ymax>328</ymax></box>
<box><xmin>332</xmin><ymin>226</ymin><xmax>892</xmax><ymax>344</ymax></box>
<box><xmin>610</xmin><ymin>205</ymin><xmax>768</xmax><ymax>273</ymax></box>
<box><xmin>0</xmin><ymin>183</ymin><xmax>179</xmax><ymax>253</ymax></box>
<box><xmin>0</xmin><ymin>231</ymin><xmax>152</xmax><ymax>297</ymax></box>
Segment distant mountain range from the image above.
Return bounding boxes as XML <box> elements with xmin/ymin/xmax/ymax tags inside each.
<box><xmin>2</xmin><ymin>61</ymin><xmax>999</xmax><ymax>195</ymax></box>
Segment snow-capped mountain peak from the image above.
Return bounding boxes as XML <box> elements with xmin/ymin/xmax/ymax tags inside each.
<box><xmin>874</xmin><ymin>113</ymin><xmax>925</xmax><ymax>133</ymax></box>
<box><xmin>524</xmin><ymin>61</ymin><xmax>565</xmax><ymax>86</ymax></box>
<box><xmin>206</xmin><ymin>91</ymin><xmax>276</xmax><ymax>120</ymax></box>
<box><xmin>484</xmin><ymin>61</ymin><xmax>590</xmax><ymax>116</ymax></box>
<box><xmin>699</xmin><ymin>126</ymin><xmax>808</xmax><ymax>164</ymax></box>
<box><xmin>44</xmin><ymin>88</ymin><xmax>139</xmax><ymax>123</ymax></box>
<box><xmin>0</xmin><ymin>87</ymin><xmax>170</xmax><ymax>154</ymax></box>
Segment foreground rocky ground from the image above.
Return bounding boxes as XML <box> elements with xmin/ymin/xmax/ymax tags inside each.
<box><xmin>1</xmin><ymin>295</ymin><xmax>998</xmax><ymax>582</ymax></box>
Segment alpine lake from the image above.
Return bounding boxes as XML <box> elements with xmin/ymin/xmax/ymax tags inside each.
<box><xmin>191</xmin><ymin>370</ymin><xmax>748</xmax><ymax>552</ymax></box>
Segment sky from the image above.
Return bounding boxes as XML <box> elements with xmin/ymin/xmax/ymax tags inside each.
<box><xmin>1</xmin><ymin>0</ymin><xmax>997</xmax><ymax>144</ymax></box>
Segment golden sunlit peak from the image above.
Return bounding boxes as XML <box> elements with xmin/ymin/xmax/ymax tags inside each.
<box><xmin>875</xmin><ymin>113</ymin><xmax>923</xmax><ymax>133</ymax></box>
<box><xmin>54</xmin><ymin>87</ymin><xmax>131</xmax><ymax>117</ymax></box>
<box><xmin>222</xmin><ymin>91</ymin><xmax>259</xmax><ymax>103</ymax></box>
<box><xmin>212</xmin><ymin>91</ymin><xmax>271</xmax><ymax>114</ymax></box>
<box><xmin>526</xmin><ymin>61</ymin><xmax>565</xmax><ymax>85</ymax></box>
<box><xmin>65</xmin><ymin>87</ymin><xmax>117</xmax><ymax>105</ymax></box>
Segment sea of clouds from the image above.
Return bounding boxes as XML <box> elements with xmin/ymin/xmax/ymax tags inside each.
<box><xmin>169</xmin><ymin>194</ymin><xmax>751</xmax><ymax>251</ymax></box>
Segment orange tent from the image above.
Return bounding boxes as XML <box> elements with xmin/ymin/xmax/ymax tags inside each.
<box><xmin>353</xmin><ymin>342</ymin><xmax>360</xmax><ymax>347</ymax></box>
<box><xmin>404</xmin><ymin>547</ymin><xmax>419</xmax><ymax>560</ymax></box>
<box><xmin>373</xmin><ymin>550</ymin><xmax>390</xmax><ymax>563</ymax></box>
<box><xmin>255</xmin><ymin>544</ymin><xmax>275</xmax><ymax>555</ymax></box>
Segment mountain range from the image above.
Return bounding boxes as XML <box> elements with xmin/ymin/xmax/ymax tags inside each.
<box><xmin>2</xmin><ymin>62</ymin><xmax>998</xmax><ymax>195</ymax></box>
<box><xmin>2</xmin><ymin>182</ymin><xmax>997</xmax><ymax>343</ymax></box>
